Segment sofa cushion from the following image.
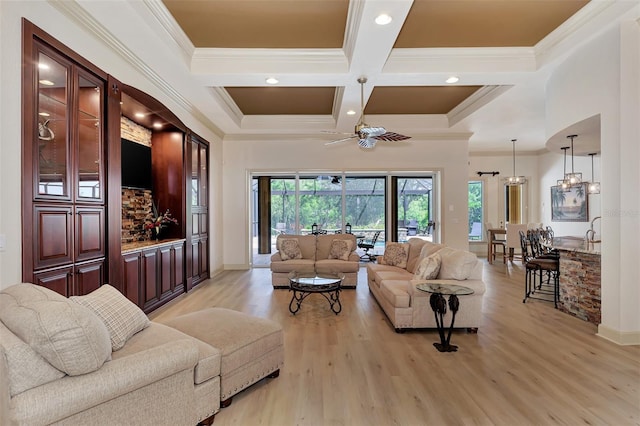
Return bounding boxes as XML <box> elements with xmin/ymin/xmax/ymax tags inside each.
<box><xmin>328</xmin><ymin>239</ymin><xmax>353</xmax><ymax>261</ymax></box>
<box><xmin>380</xmin><ymin>280</ymin><xmax>411</xmax><ymax>308</ymax></box>
<box><xmin>316</xmin><ymin>233</ymin><xmax>356</xmax><ymax>260</ymax></box>
<box><xmin>419</xmin><ymin>241</ymin><xmax>445</xmax><ymax>259</ymax></box>
<box><xmin>70</xmin><ymin>284</ymin><xmax>150</xmax><ymax>351</ymax></box>
<box><xmin>382</xmin><ymin>242</ymin><xmax>410</xmax><ymax>268</ymax></box>
<box><xmin>437</xmin><ymin>247</ymin><xmax>478</xmax><ymax>280</ymax></box>
<box><xmin>414</xmin><ymin>252</ymin><xmax>442</xmax><ymax>280</ymax></box>
<box><xmin>405</xmin><ymin>238</ymin><xmax>428</xmax><ymax>273</ymax></box>
<box><xmin>112</xmin><ymin>322</ymin><xmax>221</xmax><ymax>384</ymax></box>
<box><xmin>315</xmin><ymin>258</ymin><xmax>360</xmax><ymax>274</ymax></box>
<box><xmin>277</xmin><ymin>234</ymin><xmax>316</xmax><ymax>260</ymax></box>
<box><xmin>0</xmin><ymin>320</ymin><xmax>65</xmax><ymax>396</ymax></box>
<box><xmin>270</xmin><ymin>259</ymin><xmax>316</xmax><ymax>274</ymax></box>
<box><xmin>279</xmin><ymin>238</ymin><xmax>303</xmax><ymax>261</ymax></box>
<box><xmin>0</xmin><ymin>283</ymin><xmax>111</xmax><ymax>376</ymax></box>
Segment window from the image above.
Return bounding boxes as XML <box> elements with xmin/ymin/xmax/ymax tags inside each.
<box><xmin>468</xmin><ymin>180</ymin><xmax>484</xmax><ymax>241</ymax></box>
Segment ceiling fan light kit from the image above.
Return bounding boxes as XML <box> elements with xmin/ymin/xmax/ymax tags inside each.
<box><xmin>326</xmin><ymin>77</ymin><xmax>411</xmax><ymax>149</ymax></box>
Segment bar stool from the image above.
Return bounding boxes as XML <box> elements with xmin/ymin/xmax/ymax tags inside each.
<box><xmin>521</xmin><ymin>230</ymin><xmax>559</xmax><ymax>308</ymax></box>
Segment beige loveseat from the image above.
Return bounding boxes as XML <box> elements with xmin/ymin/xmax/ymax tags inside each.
<box><xmin>270</xmin><ymin>233</ymin><xmax>360</xmax><ymax>288</ymax></box>
<box><xmin>367</xmin><ymin>238</ymin><xmax>485</xmax><ymax>332</ymax></box>
<box><xmin>0</xmin><ymin>283</ymin><xmax>284</xmax><ymax>426</ymax></box>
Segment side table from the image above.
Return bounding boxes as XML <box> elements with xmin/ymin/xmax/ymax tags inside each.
<box><xmin>416</xmin><ymin>283</ymin><xmax>474</xmax><ymax>352</ymax></box>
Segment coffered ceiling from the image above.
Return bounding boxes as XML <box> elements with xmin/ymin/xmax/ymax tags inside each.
<box><xmin>70</xmin><ymin>0</ymin><xmax>631</xmax><ymax>152</ymax></box>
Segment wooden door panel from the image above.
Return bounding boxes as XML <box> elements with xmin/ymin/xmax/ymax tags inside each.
<box><xmin>34</xmin><ymin>205</ymin><xmax>73</xmax><ymax>269</ymax></box>
<box><xmin>75</xmin><ymin>206</ymin><xmax>105</xmax><ymax>261</ymax></box>
<box><xmin>34</xmin><ymin>266</ymin><xmax>73</xmax><ymax>297</ymax></box>
<box><xmin>122</xmin><ymin>252</ymin><xmax>141</xmax><ymax>306</ymax></box>
<box><xmin>75</xmin><ymin>259</ymin><xmax>104</xmax><ymax>295</ymax></box>
<box><xmin>141</xmin><ymin>248</ymin><xmax>159</xmax><ymax>308</ymax></box>
<box><xmin>173</xmin><ymin>243</ymin><xmax>184</xmax><ymax>291</ymax></box>
<box><xmin>159</xmin><ymin>245</ymin><xmax>172</xmax><ymax>296</ymax></box>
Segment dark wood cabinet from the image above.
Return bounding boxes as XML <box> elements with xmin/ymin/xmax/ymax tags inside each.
<box><xmin>22</xmin><ymin>23</ymin><xmax>108</xmax><ymax>296</ymax></box>
<box><xmin>187</xmin><ymin>134</ymin><xmax>209</xmax><ymax>289</ymax></box>
<box><xmin>121</xmin><ymin>240</ymin><xmax>185</xmax><ymax>313</ymax></box>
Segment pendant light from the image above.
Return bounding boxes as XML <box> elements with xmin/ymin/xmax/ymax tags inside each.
<box><xmin>557</xmin><ymin>146</ymin><xmax>571</xmax><ymax>190</ymax></box>
<box><xmin>588</xmin><ymin>153</ymin><xmax>601</xmax><ymax>194</ymax></box>
<box><xmin>565</xmin><ymin>134</ymin><xmax>582</xmax><ymax>186</ymax></box>
<box><xmin>506</xmin><ymin>139</ymin><xmax>526</xmax><ymax>185</ymax></box>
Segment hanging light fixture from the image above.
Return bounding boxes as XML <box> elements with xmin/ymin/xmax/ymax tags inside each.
<box><xmin>565</xmin><ymin>134</ymin><xmax>582</xmax><ymax>186</ymax></box>
<box><xmin>557</xmin><ymin>146</ymin><xmax>571</xmax><ymax>190</ymax></box>
<box><xmin>588</xmin><ymin>153</ymin><xmax>601</xmax><ymax>194</ymax></box>
<box><xmin>506</xmin><ymin>138</ymin><xmax>526</xmax><ymax>185</ymax></box>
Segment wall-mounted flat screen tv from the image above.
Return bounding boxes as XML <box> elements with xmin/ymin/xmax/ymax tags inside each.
<box><xmin>121</xmin><ymin>139</ymin><xmax>152</xmax><ymax>190</ymax></box>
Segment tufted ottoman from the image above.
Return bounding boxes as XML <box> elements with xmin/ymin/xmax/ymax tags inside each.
<box><xmin>163</xmin><ymin>307</ymin><xmax>284</xmax><ymax>407</ymax></box>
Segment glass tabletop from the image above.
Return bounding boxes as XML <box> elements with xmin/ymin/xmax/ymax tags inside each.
<box><xmin>416</xmin><ymin>283</ymin><xmax>474</xmax><ymax>296</ymax></box>
<box><xmin>288</xmin><ymin>272</ymin><xmax>344</xmax><ymax>286</ymax></box>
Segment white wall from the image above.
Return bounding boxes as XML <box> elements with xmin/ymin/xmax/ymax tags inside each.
<box><xmin>545</xmin><ymin>21</ymin><xmax>640</xmax><ymax>343</ymax></box>
<box><xmin>222</xmin><ymin>136</ymin><xmax>471</xmax><ymax>268</ymax></box>
<box><xmin>0</xmin><ymin>2</ymin><xmax>223</xmax><ymax>289</ymax></box>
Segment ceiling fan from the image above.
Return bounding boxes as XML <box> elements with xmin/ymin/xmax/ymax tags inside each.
<box><xmin>325</xmin><ymin>77</ymin><xmax>411</xmax><ymax>149</ymax></box>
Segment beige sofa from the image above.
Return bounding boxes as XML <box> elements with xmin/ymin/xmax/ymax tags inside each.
<box><xmin>0</xmin><ymin>283</ymin><xmax>283</xmax><ymax>426</ymax></box>
<box><xmin>367</xmin><ymin>238</ymin><xmax>485</xmax><ymax>332</ymax></box>
<box><xmin>270</xmin><ymin>233</ymin><xmax>360</xmax><ymax>288</ymax></box>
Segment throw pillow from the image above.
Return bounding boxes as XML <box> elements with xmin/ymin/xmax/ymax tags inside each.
<box><xmin>70</xmin><ymin>284</ymin><xmax>150</xmax><ymax>351</ymax></box>
<box><xmin>328</xmin><ymin>239</ymin><xmax>353</xmax><ymax>261</ymax></box>
<box><xmin>279</xmin><ymin>238</ymin><xmax>302</xmax><ymax>261</ymax></box>
<box><xmin>0</xmin><ymin>321</ymin><xmax>65</xmax><ymax>397</ymax></box>
<box><xmin>383</xmin><ymin>242</ymin><xmax>410</xmax><ymax>268</ymax></box>
<box><xmin>0</xmin><ymin>283</ymin><xmax>112</xmax><ymax>376</ymax></box>
<box><xmin>419</xmin><ymin>241</ymin><xmax>444</xmax><ymax>259</ymax></box>
<box><xmin>437</xmin><ymin>247</ymin><xmax>478</xmax><ymax>280</ymax></box>
<box><xmin>414</xmin><ymin>252</ymin><xmax>442</xmax><ymax>280</ymax></box>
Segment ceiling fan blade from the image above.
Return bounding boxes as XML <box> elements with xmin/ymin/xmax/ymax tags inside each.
<box><xmin>373</xmin><ymin>132</ymin><xmax>412</xmax><ymax>142</ymax></box>
<box><xmin>358</xmin><ymin>138</ymin><xmax>377</xmax><ymax>149</ymax></box>
<box><xmin>359</xmin><ymin>126</ymin><xmax>386</xmax><ymax>138</ymax></box>
<box><xmin>320</xmin><ymin>130</ymin><xmax>353</xmax><ymax>135</ymax></box>
<box><xmin>325</xmin><ymin>135</ymin><xmax>357</xmax><ymax>145</ymax></box>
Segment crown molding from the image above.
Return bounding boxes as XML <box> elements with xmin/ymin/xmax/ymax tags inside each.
<box><xmin>211</xmin><ymin>88</ymin><xmax>243</xmax><ymax>127</ymax></box>
<box><xmin>534</xmin><ymin>0</ymin><xmax>637</xmax><ymax>67</ymax></box>
<box><xmin>48</xmin><ymin>0</ymin><xmax>224</xmax><ymax>140</ymax></box>
<box><xmin>239</xmin><ymin>115</ymin><xmax>337</xmax><ymax>132</ymax></box>
<box><xmin>136</xmin><ymin>0</ymin><xmax>195</xmax><ymax>64</ymax></box>
<box><xmin>448</xmin><ymin>85</ymin><xmax>513</xmax><ymax>127</ymax></box>
<box><xmin>224</xmin><ymin>131</ymin><xmax>473</xmax><ymax>143</ymax></box>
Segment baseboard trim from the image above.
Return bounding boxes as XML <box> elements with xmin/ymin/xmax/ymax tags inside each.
<box><xmin>225</xmin><ymin>263</ymin><xmax>250</xmax><ymax>270</ymax></box>
<box><xmin>597</xmin><ymin>325</ymin><xmax>640</xmax><ymax>345</ymax></box>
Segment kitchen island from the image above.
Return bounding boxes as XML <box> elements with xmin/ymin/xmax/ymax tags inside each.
<box><xmin>547</xmin><ymin>236</ymin><xmax>601</xmax><ymax>324</ymax></box>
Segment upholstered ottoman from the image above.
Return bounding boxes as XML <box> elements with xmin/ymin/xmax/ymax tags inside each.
<box><xmin>163</xmin><ymin>307</ymin><xmax>284</xmax><ymax>407</ymax></box>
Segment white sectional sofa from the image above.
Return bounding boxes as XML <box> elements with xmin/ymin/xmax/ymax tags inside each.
<box><xmin>0</xmin><ymin>283</ymin><xmax>284</xmax><ymax>426</ymax></box>
<box><xmin>367</xmin><ymin>238</ymin><xmax>485</xmax><ymax>332</ymax></box>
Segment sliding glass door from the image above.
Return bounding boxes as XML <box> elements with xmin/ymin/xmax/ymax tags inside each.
<box><xmin>251</xmin><ymin>173</ymin><xmax>436</xmax><ymax>266</ymax></box>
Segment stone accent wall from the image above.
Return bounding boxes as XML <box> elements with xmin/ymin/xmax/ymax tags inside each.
<box><xmin>122</xmin><ymin>188</ymin><xmax>153</xmax><ymax>243</ymax></box>
<box><xmin>558</xmin><ymin>251</ymin><xmax>601</xmax><ymax>324</ymax></box>
<box><xmin>121</xmin><ymin>116</ymin><xmax>152</xmax><ymax>146</ymax></box>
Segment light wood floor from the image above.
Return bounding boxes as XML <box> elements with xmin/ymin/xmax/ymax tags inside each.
<box><xmin>149</xmin><ymin>261</ymin><xmax>640</xmax><ymax>426</ymax></box>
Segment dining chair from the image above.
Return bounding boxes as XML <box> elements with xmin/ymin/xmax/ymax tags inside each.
<box><xmin>487</xmin><ymin>225</ymin><xmax>507</xmax><ymax>263</ymax></box>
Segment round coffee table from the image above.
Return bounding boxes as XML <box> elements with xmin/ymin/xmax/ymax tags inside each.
<box><xmin>288</xmin><ymin>272</ymin><xmax>344</xmax><ymax>315</ymax></box>
<box><xmin>416</xmin><ymin>283</ymin><xmax>474</xmax><ymax>352</ymax></box>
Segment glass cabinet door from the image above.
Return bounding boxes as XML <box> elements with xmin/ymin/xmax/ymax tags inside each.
<box><xmin>76</xmin><ymin>73</ymin><xmax>104</xmax><ymax>201</ymax></box>
<box><xmin>36</xmin><ymin>50</ymin><xmax>70</xmax><ymax>198</ymax></box>
<box><xmin>191</xmin><ymin>141</ymin><xmax>199</xmax><ymax>206</ymax></box>
<box><xmin>199</xmin><ymin>145</ymin><xmax>207</xmax><ymax>206</ymax></box>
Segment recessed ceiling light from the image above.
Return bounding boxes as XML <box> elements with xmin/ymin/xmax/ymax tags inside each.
<box><xmin>135</xmin><ymin>112</ymin><xmax>145</xmax><ymax>118</ymax></box>
<box><xmin>347</xmin><ymin>110</ymin><xmax>356</xmax><ymax>115</ymax></box>
<box><xmin>265</xmin><ymin>77</ymin><xmax>279</xmax><ymax>85</ymax></box>
<box><xmin>446</xmin><ymin>76</ymin><xmax>459</xmax><ymax>84</ymax></box>
<box><xmin>153</xmin><ymin>122</ymin><xmax>163</xmax><ymax>129</ymax></box>
<box><xmin>375</xmin><ymin>14</ymin><xmax>392</xmax><ymax>25</ymax></box>
<box><xmin>39</xmin><ymin>79</ymin><xmax>54</xmax><ymax>86</ymax></box>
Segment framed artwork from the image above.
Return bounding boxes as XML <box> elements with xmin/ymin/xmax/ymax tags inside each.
<box><xmin>551</xmin><ymin>183</ymin><xmax>589</xmax><ymax>222</ymax></box>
